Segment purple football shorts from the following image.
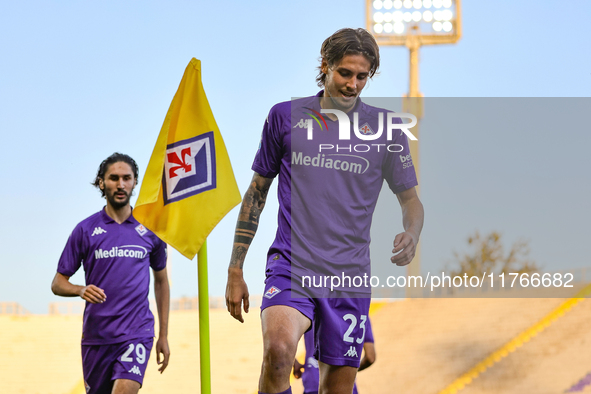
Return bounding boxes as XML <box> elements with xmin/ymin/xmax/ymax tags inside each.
<box><xmin>262</xmin><ymin>265</ymin><xmax>370</xmax><ymax>368</ymax></box>
<box><xmin>81</xmin><ymin>337</ymin><xmax>153</xmax><ymax>394</ymax></box>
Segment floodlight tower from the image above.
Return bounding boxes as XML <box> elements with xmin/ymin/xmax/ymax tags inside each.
<box><xmin>366</xmin><ymin>0</ymin><xmax>461</xmax><ymax>295</ymax></box>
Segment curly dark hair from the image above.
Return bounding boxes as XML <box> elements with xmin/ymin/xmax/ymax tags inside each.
<box><xmin>92</xmin><ymin>153</ymin><xmax>139</xmax><ymax>197</ymax></box>
<box><xmin>316</xmin><ymin>28</ymin><xmax>380</xmax><ymax>88</ymax></box>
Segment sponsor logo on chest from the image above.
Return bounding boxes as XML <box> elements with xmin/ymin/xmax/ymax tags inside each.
<box><xmin>292</xmin><ymin>152</ymin><xmax>369</xmax><ymax>174</ymax></box>
<box><xmin>94</xmin><ymin>245</ymin><xmax>148</xmax><ymax>259</ymax></box>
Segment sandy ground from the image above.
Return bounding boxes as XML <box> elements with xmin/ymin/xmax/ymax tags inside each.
<box><xmin>355</xmin><ymin>298</ymin><xmax>591</xmax><ymax>394</ymax></box>
<box><xmin>2</xmin><ymin>296</ymin><xmax>591</xmax><ymax>393</ymax></box>
<box><xmin>0</xmin><ymin>314</ymin><xmax>84</xmax><ymax>394</ymax></box>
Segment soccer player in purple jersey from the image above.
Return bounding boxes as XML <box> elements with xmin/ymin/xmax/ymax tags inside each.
<box><xmin>294</xmin><ymin>317</ymin><xmax>375</xmax><ymax>394</ymax></box>
<box><xmin>51</xmin><ymin>153</ymin><xmax>170</xmax><ymax>394</ymax></box>
<box><xmin>225</xmin><ymin>28</ymin><xmax>424</xmax><ymax>394</ymax></box>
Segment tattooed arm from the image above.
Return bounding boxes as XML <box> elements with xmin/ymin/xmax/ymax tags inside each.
<box><xmin>225</xmin><ymin>172</ymin><xmax>273</xmax><ymax>323</ymax></box>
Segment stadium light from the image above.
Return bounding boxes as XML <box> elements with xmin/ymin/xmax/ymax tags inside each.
<box><xmin>366</xmin><ymin>0</ymin><xmax>461</xmax><ymax>96</ymax></box>
<box><xmin>366</xmin><ymin>0</ymin><xmax>461</xmax><ymax>295</ymax></box>
<box><xmin>368</xmin><ymin>0</ymin><xmax>460</xmax><ymax>45</ymax></box>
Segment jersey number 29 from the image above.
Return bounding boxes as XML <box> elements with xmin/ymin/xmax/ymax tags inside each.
<box><xmin>121</xmin><ymin>343</ymin><xmax>147</xmax><ymax>364</ymax></box>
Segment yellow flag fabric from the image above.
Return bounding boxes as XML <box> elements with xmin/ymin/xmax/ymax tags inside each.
<box><xmin>135</xmin><ymin>58</ymin><xmax>241</xmax><ymax>260</ymax></box>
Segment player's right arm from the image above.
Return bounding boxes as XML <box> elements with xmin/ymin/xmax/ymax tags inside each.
<box><xmin>53</xmin><ymin>224</ymin><xmax>106</xmax><ymax>304</ymax></box>
<box><xmin>51</xmin><ymin>272</ymin><xmax>106</xmax><ymax>304</ymax></box>
<box><xmin>225</xmin><ymin>172</ymin><xmax>273</xmax><ymax>323</ymax></box>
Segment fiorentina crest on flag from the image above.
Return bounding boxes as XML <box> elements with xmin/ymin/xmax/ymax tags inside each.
<box><xmin>162</xmin><ymin>131</ymin><xmax>217</xmax><ymax>205</ymax></box>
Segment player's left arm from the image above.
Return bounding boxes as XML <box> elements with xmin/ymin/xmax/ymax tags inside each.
<box><xmin>153</xmin><ymin>267</ymin><xmax>170</xmax><ymax>373</ymax></box>
<box><xmin>391</xmin><ymin>186</ymin><xmax>424</xmax><ymax>266</ymax></box>
<box><xmin>358</xmin><ymin>341</ymin><xmax>376</xmax><ymax>371</ymax></box>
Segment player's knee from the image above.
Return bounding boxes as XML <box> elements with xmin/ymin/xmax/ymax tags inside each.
<box><xmin>263</xmin><ymin>339</ymin><xmax>295</xmax><ymax>371</ymax></box>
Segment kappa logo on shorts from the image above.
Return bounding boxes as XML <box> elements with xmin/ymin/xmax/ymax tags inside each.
<box><xmin>264</xmin><ymin>286</ymin><xmax>281</xmax><ymax>299</ymax></box>
<box><xmin>128</xmin><ymin>365</ymin><xmax>142</xmax><ymax>376</ymax></box>
<box><xmin>344</xmin><ymin>346</ymin><xmax>358</xmax><ymax>358</ymax></box>
<box><xmin>163</xmin><ymin>132</ymin><xmax>217</xmax><ymax>205</ymax></box>
<box><xmin>135</xmin><ymin>224</ymin><xmax>148</xmax><ymax>237</ymax></box>
<box><xmin>91</xmin><ymin>227</ymin><xmax>107</xmax><ymax>236</ymax></box>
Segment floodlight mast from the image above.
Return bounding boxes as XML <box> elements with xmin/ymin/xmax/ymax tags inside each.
<box><xmin>365</xmin><ymin>0</ymin><xmax>462</xmax><ymax>297</ymax></box>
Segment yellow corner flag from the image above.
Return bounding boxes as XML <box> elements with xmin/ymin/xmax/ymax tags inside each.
<box><xmin>135</xmin><ymin>58</ymin><xmax>241</xmax><ymax>260</ymax></box>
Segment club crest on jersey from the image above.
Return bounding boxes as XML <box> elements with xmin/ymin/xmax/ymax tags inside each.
<box><xmin>359</xmin><ymin>123</ymin><xmax>374</xmax><ymax>135</ymax></box>
<box><xmin>163</xmin><ymin>132</ymin><xmax>217</xmax><ymax>205</ymax></box>
<box><xmin>264</xmin><ymin>286</ymin><xmax>281</xmax><ymax>299</ymax></box>
<box><xmin>135</xmin><ymin>224</ymin><xmax>148</xmax><ymax>237</ymax></box>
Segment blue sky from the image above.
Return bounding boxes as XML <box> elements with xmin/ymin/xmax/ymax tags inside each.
<box><xmin>1</xmin><ymin>1</ymin><xmax>590</xmax><ymax>313</ymax></box>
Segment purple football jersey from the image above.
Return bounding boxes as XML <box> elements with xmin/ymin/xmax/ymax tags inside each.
<box><xmin>253</xmin><ymin>92</ymin><xmax>417</xmax><ymax>294</ymax></box>
<box><xmin>57</xmin><ymin>209</ymin><xmax>166</xmax><ymax>345</ymax></box>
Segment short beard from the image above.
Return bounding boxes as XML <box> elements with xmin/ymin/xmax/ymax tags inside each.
<box><xmin>106</xmin><ymin>191</ymin><xmax>131</xmax><ymax>210</ymax></box>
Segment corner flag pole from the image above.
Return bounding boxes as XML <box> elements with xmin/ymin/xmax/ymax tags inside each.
<box><xmin>198</xmin><ymin>240</ymin><xmax>211</xmax><ymax>393</ymax></box>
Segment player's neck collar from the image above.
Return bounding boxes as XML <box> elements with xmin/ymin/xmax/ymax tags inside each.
<box><xmin>101</xmin><ymin>205</ymin><xmax>135</xmax><ymax>224</ymax></box>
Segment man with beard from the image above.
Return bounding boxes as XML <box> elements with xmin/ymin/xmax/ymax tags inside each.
<box><xmin>51</xmin><ymin>153</ymin><xmax>170</xmax><ymax>394</ymax></box>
